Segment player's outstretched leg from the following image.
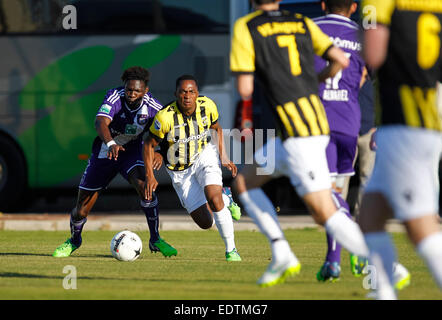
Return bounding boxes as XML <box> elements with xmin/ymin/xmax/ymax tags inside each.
<box><xmin>238</xmin><ymin>188</ymin><xmax>301</xmax><ymax>286</ymax></box>
<box><xmin>141</xmin><ymin>194</ymin><xmax>177</xmax><ymax>258</ymax></box>
<box><xmin>53</xmin><ymin>211</ymin><xmax>86</xmax><ymax>258</ymax></box>
<box><xmin>206</xmin><ymin>185</ymin><xmax>242</xmax><ymax>262</ymax></box>
<box><xmin>213</xmin><ymin>207</ymin><xmax>242</xmax><ymax>262</ymax></box>
<box><xmin>318</xmin><ymin>191</ymin><xmax>351</xmax><ymax>282</ymax></box>
<box><xmin>416</xmin><ymin>231</ymin><xmax>442</xmax><ymax>289</ymax></box>
<box><xmin>316</xmin><ymin>232</ymin><xmax>342</xmax><ymax>282</ymax></box>
<box><xmin>222</xmin><ymin>187</ymin><xmax>241</xmax><ymax>221</ymax></box>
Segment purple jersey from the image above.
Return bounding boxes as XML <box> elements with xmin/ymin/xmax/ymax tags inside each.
<box><xmin>94</xmin><ymin>86</ymin><xmax>163</xmax><ymax>157</ymax></box>
<box><xmin>314</xmin><ymin>14</ymin><xmax>365</xmax><ymax>137</ymax></box>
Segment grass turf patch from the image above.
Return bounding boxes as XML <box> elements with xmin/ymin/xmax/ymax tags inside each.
<box><xmin>0</xmin><ymin>229</ymin><xmax>440</xmax><ymax>300</ymax></box>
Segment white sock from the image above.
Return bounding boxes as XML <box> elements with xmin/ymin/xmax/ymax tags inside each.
<box><xmin>238</xmin><ymin>188</ymin><xmax>285</xmax><ymax>241</ymax></box>
<box><xmin>324</xmin><ymin>209</ymin><xmax>369</xmax><ymax>257</ymax></box>
<box><xmin>271</xmin><ymin>239</ymin><xmax>297</xmax><ymax>263</ymax></box>
<box><xmin>417</xmin><ymin>232</ymin><xmax>442</xmax><ymax>289</ymax></box>
<box><xmin>213</xmin><ymin>206</ymin><xmax>236</xmax><ymax>253</ymax></box>
<box><xmin>365</xmin><ymin>232</ymin><xmax>397</xmax><ymax>300</ymax></box>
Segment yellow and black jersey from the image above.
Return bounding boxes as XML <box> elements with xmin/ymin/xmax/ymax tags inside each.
<box><xmin>362</xmin><ymin>0</ymin><xmax>442</xmax><ymax>131</ymax></box>
<box><xmin>149</xmin><ymin>95</ymin><xmax>219</xmax><ymax>171</ymax></box>
<box><xmin>230</xmin><ymin>9</ymin><xmax>333</xmax><ymax>139</ymax></box>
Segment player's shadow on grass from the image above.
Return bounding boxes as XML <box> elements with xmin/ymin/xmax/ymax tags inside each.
<box><xmin>0</xmin><ymin>272</ymin><xmax>65</xmax><ymax>280</ymax></box>
<box><xmin>87</xmin><ymin>254</ymin><xmax>114</xmax><ymax>259</ymax></box>
<box><xmin>0</xmin><ymin>252</ymin><xmax>52</xmax><ymax>257</ymax></box>
<box><xmin>0</xmin><ymin>272</ymin><xmax>127</xmax><ymax>281</ymax></box>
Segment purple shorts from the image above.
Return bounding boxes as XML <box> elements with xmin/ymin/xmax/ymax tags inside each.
<box><xmin>79</xmin><ymin>145</ymin><xmax>144</xmax><ymax>191</ymax></box>
<box><xmin>326</xmin><ymin>131</ymin><xmax>357</xmax><ymax>177</ymax></box>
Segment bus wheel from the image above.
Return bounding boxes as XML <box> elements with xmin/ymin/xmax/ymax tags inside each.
<box><xmin>0</xmin><ymin>136</ymin><xmax>27</xmax><ymax>212</ymax></box>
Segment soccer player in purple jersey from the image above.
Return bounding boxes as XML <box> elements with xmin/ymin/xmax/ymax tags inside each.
<box><xmin>314</xmin><ymin>1</ymin><xmax>410</xmax><ymax>289</ymax></box>
<box><xmin>313</xmin><ymin>0</ymin><xmax>367</xmax><ymax>282</ymax></box>
<box><xmin>52</xmin><ymin>66</ymin><xmax>177</xmax><ymax>258</ymax></box>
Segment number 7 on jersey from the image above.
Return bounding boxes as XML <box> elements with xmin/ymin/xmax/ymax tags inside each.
<box><xmin>277</xmin><ymin>35</ymin><xmax>302</xmax><ymax>76</ymax></box>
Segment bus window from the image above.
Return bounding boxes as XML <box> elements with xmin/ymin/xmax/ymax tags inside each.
<box><xmin>0</xmin><ymin>0</ymin><xmax>250</xmax><ymax>211</ymax></box>
<box><xmin>0</xmin><ymin>0</ymin><xmax>230</xmax><ymax>34</ymax></box>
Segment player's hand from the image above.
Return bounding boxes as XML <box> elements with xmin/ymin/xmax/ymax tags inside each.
<box><xmin>144</xmin><ymin>176</ymin><xmax>158</xmax><ymax>201</ymax></box>
<box><xmin>107</xmin><ymin>144</ymin><xmax>125</xmax><ymax>161</ymax></box>
<box><xmin>152</xmin><ymin>152</ymin><xmax>163</xmax><ymax>170</ymax></box>
<box><xmin>222</xmin><ymin>160</ymin><xmax>237</xmax><ymax>178</ymax></box>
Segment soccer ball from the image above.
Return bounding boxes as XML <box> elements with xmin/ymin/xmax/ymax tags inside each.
<box><xmin>110</xmin><ymin>230</ymin><xmax>142</xmax><ymax>261</ymax></box>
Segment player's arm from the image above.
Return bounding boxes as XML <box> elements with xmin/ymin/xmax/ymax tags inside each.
<box><xmin>236</xmin><ymin>74</ymin><xmax>254</xmax><ymax>101</ymax></box>
<box><xmin>95</xmin><ymin>115</ymin><xmax>125</xmax><ymax>161</ymax></box>
<box><xmin>231</xmin><ymin>15</ymin><xmax>255</xmax><ymax>102</ymax></box>
<box><xmin>143</xmin><ymin>114</ymin><xmax>168</xmax><ymax>200</ymax></box>
<box><xmin>361</xmin><ymin>0</ymin><xmax>394</xmax><ymax>69</ymax></box>
<box><xmin>317</xmin><ymin>46</ymin><xmax>350</xmax><ymax>82</ymax></box>
<box><xmin>142</xmin><ymin>123</ymin><xmax>163</xmax><ymax>171</ymax></box>
<box><xmin>210</xmin><ymin>121</ymin><xmax>237</xmax><ymax>178</ymax></box>
<box><xmin>363</xmin><ymin>26</ymin><xmax>390</xmax><ymax>70</ymax></box>
<box><xmin>304</xmin><ymin>17</ymin><xmax>349</xmax><ymax>82</ymax></box>
<box><xmin>142</xmin><ymin>133</ymin><xmax>160</xmax><ymax>201</ymax></box>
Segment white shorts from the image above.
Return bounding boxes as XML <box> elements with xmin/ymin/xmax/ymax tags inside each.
<box><xmin>255</xmin><ymin>135</ymin><xmax>332</xmax><ymax>197</ymax></box>
<box><xmin>167</xmin><ymin>144</ymin><xmax>223</xmax><ymax>213</ymax></box>
<box><xmin>365</xmin><ymin>126</ymin><xmax>442</xmax><ymax>221</ymax></box>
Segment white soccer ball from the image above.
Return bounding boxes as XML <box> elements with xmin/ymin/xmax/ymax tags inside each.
<box><xmin>110</xmin><ymin>230</ymin><xmax>142</xmax><ymax>261</ymax></box>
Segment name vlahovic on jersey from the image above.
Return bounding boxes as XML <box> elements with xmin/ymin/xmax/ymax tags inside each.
<box><xmin>230</xmin><ymin>10</ymin><xmax>334</xmax><ymax>140</ymax></box>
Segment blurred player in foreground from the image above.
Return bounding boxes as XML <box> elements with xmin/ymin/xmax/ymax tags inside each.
<box><xmin>53</xmin><ymin>66</ymin><xmax>177</xmax><ymax>258</ymax></box>
<box><xmin>313</xmin><ymin>0</ymin><xmax>410</xmax><ymax>289</ymax></box>
<box><xmin>231</xmin><ymin>0</ymin><xmax>369</xmax><ymax>287</ymax></box>
<box><xmin>143</xmin><ymin>74</ymin><xmax>242</xmax><ymax>261</ymax></box>
<box><xmin>359</xmin><ymin>0</ymin><xmax>442</xmax><ymax>299</ymax></box>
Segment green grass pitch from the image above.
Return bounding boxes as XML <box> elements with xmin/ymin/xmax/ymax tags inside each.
<box><xmin>0</xmin><ymin>228</ymin><xmax>441</xmax><ymax>300</ymax></box>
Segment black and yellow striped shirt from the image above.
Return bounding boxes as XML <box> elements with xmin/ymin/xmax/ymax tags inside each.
<box><xmin>230</xmin><ymin>9</ymin><xmax>333</xmax><ymax>140</ymax></box>
<box><xmin>149</xmin><ymin>96</ymin><xmax>219</xmax><ymax>171</ymax></box>
<box><xmin>362</xmin><ymin>0</ymin><xmax>442</xmax><ymax>131</ymax></box>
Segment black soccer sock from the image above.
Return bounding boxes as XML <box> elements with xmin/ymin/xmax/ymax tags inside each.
<box><xmin>140</xmin><ymin>193</ymin><xmax>160</xmax><ymax>243</ymax></box>
<box><xmin>70</xmin><ymin>212</ymin><xmax>87</xmax><ymax>248</ymax></box>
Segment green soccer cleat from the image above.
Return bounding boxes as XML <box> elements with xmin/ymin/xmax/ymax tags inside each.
<box><xmin>149</xmin><ymin>238</ymin><xmax>177</xmax><ymax>257</ymax></box>
<box><xmin>228</xmin><ymin>202</ymin><xmax>242</xmax><ymax>221</ymax></box>
<box><xmin>223</xmin><ymin>187</ymin><xmax>241</xmax><ymax>221</ymax></box>
<box><xmin>350</xmin><ymin>253</ymin><xmax>368</xmax><ymax>277</ymax></box>
<box><xmin>225</xmin><ymin>248</ymin><xmax>242</xmax><ymax>262</ymax></box>
<box><xmin>316</xmin><ymin>261</ymin><xmax>341</xmax><ymax>282</ymax></box>
<box><xmin>52</xmin><ymin>238</ymin><xmax>79</xmax><ymax>258</ymax></box>
<box><xmin>258</xmin><ymin>254</ymin><xmax>301</xmax><ymax>288</ymax></box>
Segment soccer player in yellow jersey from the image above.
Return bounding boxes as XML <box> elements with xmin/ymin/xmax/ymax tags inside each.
<box><xmin>143</xmin><ymin>74</ymin><xmax>242</xmax><ymax>261</ymax></box>
<box><xmin>358</xmin><ymin>0</ymin><xmax>442</xmax><ymax>299</ymax></box>
<box><xmin>230</xmin><ymin>0</ymin><xmax>370</xmax><ymax>287</ymax></box>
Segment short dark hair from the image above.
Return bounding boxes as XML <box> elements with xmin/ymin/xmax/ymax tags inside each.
<box><xmin>175</xmin><ymin>74</ymin><xmax>199</xmax><ymax>90</ymax></box>
<box><xmin>121</xmin><ymin>66</ymin><xmax>150</xmax><ymax>87</ymax></box>
<box><xmin>323</xmin><ymin>0</ymin><xmax>354</xmax><ymax>13</ymax></box>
